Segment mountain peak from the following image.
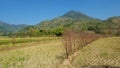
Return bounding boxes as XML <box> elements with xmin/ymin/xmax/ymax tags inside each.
<box><xmin>66</xmin><ymin>10</ymin><xmax>81</xmax><ymax>14</ymax></box>
<box><xmin>61</xmin><ymin>10</ymin><xmax>93</xmax><ymax>20</ymax></box>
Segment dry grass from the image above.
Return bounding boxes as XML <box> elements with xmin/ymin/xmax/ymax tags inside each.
<box><xmin>0</xmin><ymin>37</ymin><xmax>119</xmax><ymax>68</ymax></box>
<box><xmin>72</xmin><ymin>37</ymin><xmax>120</xmax><ymax>67</ymax></box>
<box><xmin>0</xmin><ymin>41</ymin><xmax>65</xmax><ymax>68</ymax></box>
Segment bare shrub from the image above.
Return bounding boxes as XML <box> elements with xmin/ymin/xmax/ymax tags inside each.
<box><xmin>62</xmin><ymin>30</ymin><xmax>73</xmax><ymax>58</ymax></box>
<box><xmin>11</xmin><ymin>36</ymin><xmax>16</xmax><ymax>46</ymax></box>
<box><xmin>62</xmin><ymin>30</ymin><xmax>102</xmax><ymax>58</ymax></box>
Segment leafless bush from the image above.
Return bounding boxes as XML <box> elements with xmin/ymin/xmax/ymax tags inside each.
<box><xmin>62</xmin><ymin>30</ymin><xmax>102</xmax><ymax>58</ymax></box>
<box><xmin>11</xmin><ymin>36</ymin><xmax>16</xmax><ymax>46</ymax></box>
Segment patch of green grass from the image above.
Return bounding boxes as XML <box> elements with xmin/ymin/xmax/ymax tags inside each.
<box><xmin>100</xmin><ymin>52</ymin><xmax>108</xmax><ymax>58</ymax></box>
<box><xmin>73</xmin><ymin>37</ymin><xmax>120</xmax><ymax>67</ymax></box>
<box><xmin>0</xmin><ymin>37</ymin><xmax>60</xmax><ymax>50</ymax></box>
<box><xmin>0</xmin><ymin>37</ymin><xmax>60</xmax><ymax>45</ymax></box>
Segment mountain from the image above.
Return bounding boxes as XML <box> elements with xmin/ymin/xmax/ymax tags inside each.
<box><xmin>17</xmin><ymin>10</ymin><xmax>120</xmax><ymax>37</ymax></box>
<box><xmin>17</xmin><ymin>10</ymin><xmax>100</xmax><ymax>37</ymax></box>
<box><xmin>36</xmin><ymin>10</ymin><xmax>98</xmax><ymax>29</ymax></box>
<box><xmin>61</xmin><ymin>10</ymin><xmax>94</xmax><ymax>20</ymax></box>
<box><xmin>2</xmin><ymin>10</ymin><xmax>120</xmax><ymax>37</ymax></box>
<box><xmin>0</xmin><ymin>21</ymin><xmax>28</xmax><ymax>35</ymax></box>
<box><xmin>106</xmin><ymin>16</ymin><xmax>120</xmax><ymax>24</ymax></box>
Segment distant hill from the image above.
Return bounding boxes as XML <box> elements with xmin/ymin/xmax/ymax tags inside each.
<box><xmin>36</xmin><ymin>10</ymin><xmax>99</xmax><ymax>30</ymax></box>
<box><xmin>106</xmin><ymin>16</ymin><xmax>120</xmax><ymax>24</ymax></box>
<box><xmin>17</xmin><ymin>10</ymin><xmax>120</xmax><ymax>37</ymax></box>
<box><xmin>0</xmin><ymin>21</ymin><xmax>28</xmax><ymax>35</ymax></box>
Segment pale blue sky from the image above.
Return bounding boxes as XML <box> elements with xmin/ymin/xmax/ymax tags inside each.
<box><xmin>0</xmin><ymin>0</ymin><xmax>120</xmax><ymax>25</ymax></box>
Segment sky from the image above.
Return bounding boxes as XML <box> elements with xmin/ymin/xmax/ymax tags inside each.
<box><xmin>0</xmin><ymin>0</ymin><xmax>120</xmax><ymax>25</ymax></box>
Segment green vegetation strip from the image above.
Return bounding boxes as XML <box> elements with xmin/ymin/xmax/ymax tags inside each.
<box><xmin>0</xmin><ymin>37</ymin><xmax>61</xmax><ymax>51</ymax></box>
<box><xmin>0</xmin><ymin>37</ymin><xmax>60</xmax><ymax>45</ymax></box>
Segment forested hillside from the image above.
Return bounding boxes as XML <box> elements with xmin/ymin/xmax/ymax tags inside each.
<box><xmin>16</xmin><ymin>10</ymin><xmax>120</xmax><ymax>37</ymax></box>
<box><xmin>0</xmin><ymin>21</ymin><xmax>28</xmax><ymax>36</ymax></box>
<box><xmin>0</xmin><ymin>10</ymin><xmax>119</xmax><ymax>37</ymax></box>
